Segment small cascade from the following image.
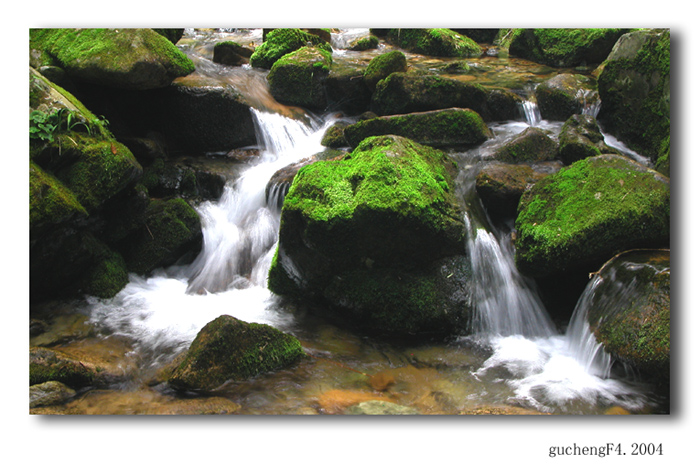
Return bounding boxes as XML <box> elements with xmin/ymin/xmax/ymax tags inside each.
<box><xmin>577</xmin><ymin>88</ymin><xmax>602</xmax><ymax>118</ymax></box>
<box><xmin>465</xmin><ymin>213</ymin><xmax>556</xmax><ymax>339</ymax></box>
<box><xmin>519</xmin><ymin>99</ymin><xmax>542</xmax><ymax>126</ymax></box>
<box><xmin>265</xmin><ymin>181</ymin><xmax>290</xmax><ymax>210</ymax></box>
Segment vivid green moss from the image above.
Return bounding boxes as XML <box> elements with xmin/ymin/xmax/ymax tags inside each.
<box><xmin>250</xmin><ymin>28</ymin><xmax>332</xmax><ymax>69</ymax></box>
<box><xmin>349</xmin><ymin>35</ymin><xmax>379</xmax><ymax>51</ymax></box>
<box><xmin>81</xmin><ymin>249</ymin><xmax>129</xmax><ymax>299</ymax></box>
<box><xmin>387</xmin><ymin>28</ymin><xmax>482</xmax><ymax>57</ymax></box>
<box><xmin>268</xmin><ymin>46</ymin><xmax>332</xmax><ymax>108</ymax></box>
<box><xmin>494</xmin><ymin>127</ymin><xmax>557</xmax><ymax>163</ymax></box>
<box><xmin>363</xmin><ymin>50</ymin><xmax>407</xmax><ymax>90</ymax></box>
<box><xmin>515</xmin><ymin>155</ymin><xmax>670</xmax><ymax>277</ymax></box>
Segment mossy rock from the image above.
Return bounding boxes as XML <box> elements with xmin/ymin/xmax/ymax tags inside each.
<box><xmin>508</xmin><ymin>28</ymin><xmax>627</xmax><ymax>67</ymax></box>
<box><xmin>268</xmin><ymin>135</ymin><xmax>471</xmax><ymax>337</ymax></box>
<box><xmin>268</xmin><ymin>46</ymin><xmax>333</xmax><ymax>109</ymax></box>
<box><xmin>30</xmin><ymin>381</ymin><xmax>77</xmax><ymax>408</ymax></box>
<box><xmin>30</xmin><ymin>161</ymin><xmax>87</xmax><ymax>237</ymax></box>
<box><xmin>586</xmin><ymin>249</ymin><xmax>670</xmax><ymax>385</ymax></box>
<box><xmin>168</xmin><ymin>315</ymin><xmax>304</xmax><ymax>392</ymax></box>
<box><xmin>386</xmin><ymin>29</ymin><xmax>482</xmax><ymax>58</ymax></box>
<box><xmin>79</xmin><ymin>248</ymin><xmax>129</xmax><ymax>299</ymax></box>
<box><xmin>29</xmin><ymin>28</ymin><xmax>194</xmax><ymax>90</ymax></box>
<box><xmin>348</xmin><ymin>35</ymin><xmax>379</xmax><ymax>51</ymax></box>
<box><xmin>371</xmin><ymin>72</ymin><xmax>489</xmax><ymax>117</ymax></box>
<box><xmin>597</xmin><ymin>29</ymin><xmax>670</xmax><ymax>162</ymax></box>
<box><xmin>493</xmin><ymin>127</ymin><xmax>557</xmax><ymax>163</ymax></box>
<box><xmin>558</xmin><ymin>114</ymin><xmax>618</xmax><ymax>165</ymax></box>
<box><xmin>535</xmin><ymin>73</ymin><xmax>598</xmax><ymax>121</ymax></box>
<box><xmin>363</xmin><ymin>50</ymin><xmax>407</xmax><ymax>91</ymax></box>
<box><xmin>119</xmin><ymin>198</ymin><xmax>202</xmax><ymax>275</ymax></box>
<box><xmin>486</xmin><ymin>89</ymin><xmax>524</xmax><ymax>122</ymax></box>
<box><xmin>250</xmin><ymin>28</ymin><xmax>332</xmax><ymax>69</ymax></box>
<box><xmin>321</xmin><ymin>122</ymin><xmax>350</xmax><ymax>148</ymax></box>
<box><xmin>324</xmin><ymin>60</ymin><xmax>373</xmax><ymax>114</ymax></box>
<box><xmin>344</xmin><ymin>108</ymin><xmax>491</xmax><ymax>149</ymax></box>
<box><xmin>475</xmin><ymin>162</ymin><xmax>559</xmax><ymax>220</ymax></box>
<box><xmin>514</xmin><ymin>155</ymin><xmax>670</xmax><ymax>278</ymax></box>
<box><xmin>30</xmin><ymin>347</ymin><xmax>97</xmax><ymax>388</ymax></box>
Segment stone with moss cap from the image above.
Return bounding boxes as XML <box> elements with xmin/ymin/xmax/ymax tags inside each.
<box><xmin>29</xmin><ymin>28</ymin><xmax>194</xmax><ymax>90</ymax></box>
<box><xmin>386</xmin><ymin>29</ymin><xmax>482</xmax><ymax>58</ymax></box>
<box><xmin>371</xmin><ymin>72</ymin><xmax>490</xmax><ymax>117</ymax></box>
<box><xmin>168</xmin><ymin>315</ymin><xmax>305</xmax><ymax>392</ymax></box>
<box><xmin>344</xmin><ymin>108</ymin><xmax>491</xmax><ymax>149</ymax></box>
<box><xmin>514</xmin><ymin>154</ymin><xmax>670</xmax><ymax>278</ymax></box>
<box><xmin>585</xmin><ymin>249</ymin><xmax>670</xmax><ymax>387</ymax></box>
<box><xmin>558</xmin><ymin>114</ymin><xmax>618</xmax><ymax>165</ymax></box>
<box><xmin>268</xmin><ymin>135</ymin><xmax>472</xmax><ymax>337</ymax></box>
<box><xmin>535</xmin><ymin>73</ymin><xmax>598</xmax><ymax>121</ymax></box>
<box><xmin>363</xmin><ymin>50</ymin><xmax>407</xmax><ymax>91</ymax></box>
<box><xmin>250</xmin><ymin>28</ymin><xmax>333</xmax><ymax>69</ymax></box>
<box><xmin>493</xmin><ymin>127</ymin><xmax>557</xmax><ymax>163</ymax></box>
<box><xmin>268</xmin><ymin>46</ymin><xmax>333</xmax><ymax>109</ymax></box>
<box><xmin>508</xmin><ymin>28</ymin><xmax>626</xmax><ymax>67</ymax></box>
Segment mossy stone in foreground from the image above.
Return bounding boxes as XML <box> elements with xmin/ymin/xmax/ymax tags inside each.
<box><xmin>515</xmin><ymin>155</ymin><xmax>670</xmax><ymax>278</ymax></box>
<box><xmin>168</xmin><ymin>315</ymin><xmax>304</xmax><ymax>392</ymax></box>
<box><xmin>586</xmin><ymin>250</ymin><xmax>670</xmax><ymax>385</ymax></box>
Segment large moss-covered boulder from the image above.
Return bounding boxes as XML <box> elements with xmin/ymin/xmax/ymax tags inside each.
<box><xmin>385</xmin><ymin>29</ymin><xmax>482</xmax><ymax>58</ymax></box>
<box><xmin>268</xmin><ymin>46</ymin><xmax>332</xmax><ymax>110</ymax></box>
<box><xmin>344</xmin><ymin>108</ymin><xmax>491</xmax><ymax>149</ymax></box>
<box><xmin>168</xmin><ymin>315</ymin><xmax>304</xmax><ymax>392</ymax></box>
<box><xmin>363</xmin><ymin>50</ymin><xmax>408</xmax><ymax>91</ymax></box>
<box><xmin>30</xmin><ymin>161</ymin><xmax>87</xmax><ymax>238</ymax></box>
<box><xmin>29</xmin><ymin>28</ymin><xmax>194</xmax><ymax>90</ymax></box>
<box><xmin>370</xmin><ymin>72</ymin><xmax>490</xmax><ymax>117</ymax></box>
<box><xmin>535</xmin><ymin>73</ymin><xmax>598</xmax><ymax>121</ymax></box>
<box><xmin>268</xmin><ymin>135</ymin><xmax>472</xmax><ymax>337</ymax></box>
<box><xmin>558</xmin><ymin>114</ymin><xmax>618</xmax><ymax>165</ymax></box>
<box><xmin>597</xmin><ymin>29</ymin><xmax>670</xmax><ymax>163</ymax></box>
<box><xmin>514</xmin><ymin>155</ymin><xmax>670</xmax><ymax>278</ymax></box>
<box><xmin>119</xmin><ymin>198</ymin><xmax>202</xmax><ymax>275</ymax></box>
<box><xmin>493</xmin><ymin>127</ymin><xmax>558</xmax><ymax>163</ymax></box>
<box><xmin>250</xmin><ymin>28</ymin><xmax>332</xmax><ymax>69</ymax></box>
<box><xmin>508</xmin><ymin>28</ymin><xmax>626</xmax><ymax>67</ymax></box>
<box><xmin>585</xmin><ymin>249</ymin><xmax>670</xmax><ymax>386</ymax></box>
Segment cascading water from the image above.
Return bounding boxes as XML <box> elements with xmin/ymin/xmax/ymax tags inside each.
<box><xmin>88</xmin><ymin>108</ymin><xmax>336</xmax><ymax>369</ymax></box>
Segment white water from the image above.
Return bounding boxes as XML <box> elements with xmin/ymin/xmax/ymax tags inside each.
<box><xmin>88</xmin><ymin>109</ymin><xmax>337</xmax><ymax>367</ymax></box>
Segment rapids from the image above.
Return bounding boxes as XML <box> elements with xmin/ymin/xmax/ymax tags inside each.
<box><xmin>40</xmin><ymin>28</ymin><xmax>664</xmax><ymax>415</ymax></box>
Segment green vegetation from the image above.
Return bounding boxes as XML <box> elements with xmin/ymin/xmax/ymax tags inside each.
<box><xmin>387</xmin><ymin>29</ymin><xmax>482</xmax><ymax>57</ymax></box>
<box><xmin>250</xmin><ymin>28</ymin><xmax>332</xmax><ymax>69</ymax></box>
<box><xmin>515</xmin><ymin>155</ymin><xmax>670</xmax><ymax>277</ymax></box>
<box><xmin>363</xmin><ymin>50</ymin><xmax>407</xmax><ymax>90</ymax></box>
<box><xmin>268</xmin><ymin>46</ymin><xmax>333</xmax><ymax>109</ymax></box>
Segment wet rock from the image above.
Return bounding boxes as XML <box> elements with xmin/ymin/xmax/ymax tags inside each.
<box><xmin>493</xmin><ymin>127</ymin><xmax>558</xmax><ymax>163</ymax></box>
<box><xmin>345</xmin><ymin>400</ymin><xmax>419</xmax><ymax>415</ymax></box>
<box><xmin>29</xmin><ymin>28</ymin><xmax>194</xmax><ymax>90</ymax></box>
<box><xmin>268</xmin><ymin>135</ymin><xmax>474</xmax><ymax>337</ymax></box>
<box><xmin>508</xmin><ymin>28</ymin><xmax>626</xmax><ymax>67</ymax></box>
<box><xmin>515</xmin><ymin>155</ymin><xmax>670</xmax><ymax>278</ymax></box>
<box><xmin>325</xmin><ymin>62</ymin><xmax>373</xmax><ymax>114</ymax></box>
<box><xmin>363</xmin><ymin>50</ymin><xmax>407</xmax><ymax>91</ymax></box>
<box><xmin>30</xmin><ymin>381</ymin><xmax>76</xmax><ymax>408</ymax></box>
<box><xmin>586</xmin><ymin>250</ymin><xmax>670</xmax><ymax>386</ymax></box>
<box><xmin>597</xmin><ymin>29</ymin><xmax>670</xmax><ymax>163</ymax></box>
<box><xmin>476</xmin><ymin>162</ymin><xmax>560</xmax><ymax>220</ymax></box>
<box><xmin>370</xmin><ymin>72</ymin><xmax>490</xmax><ymax>118</ymax></box>
<box><xmin>30</xmin><ymin>347</ymin><xmax>98</xmax><ymax>388</ymax></box>
<box><xmin>316</xmin><ymin>389</ymin><xmax>393</xmax><ymax>414</ymax></box>
<box><xmin>384</xmin><ymin>29</ymin><xmax>482</xmax><ymax>58</ymax></box>
<box><xmin>344</xmin><ymin>108</ymin><xmax>491</xmax><ymax>149</ymax></box>
<box><xmin>348</xmin><ymin>35</ymin><xmax>379</xmax><ymax>51</ymax></box>
<box><xmin>321</xmin><ymin>122</ymin><xmax>350</xmax><ymax>148</ymax></box>
<box><xmin>268</xmin><ymin>46</ymin><xmax>332</xmax><ymax>110</ymax></box>
<box><xmin>558</xmin><ymin>114</ymin><xmax>618</xmax><ymax>165</ymax></box>
<box><xmin>535</xmin><ymin>73</ymin><xmax>598</xmax><ymax>121</ymax></box>
<box><xmin>168</xmin><ymin>315</ymin><xmax>304</xmax><ymax>392</ymax></box>
<box><xmin>250</xmin><ymin>28</ymin><xmax>332</xmax><ymax>69</ymax></box>
<box><xmin>212</xmin><ymin>41</ymin><xmax>253</xmax><ymax>66</ymax></box>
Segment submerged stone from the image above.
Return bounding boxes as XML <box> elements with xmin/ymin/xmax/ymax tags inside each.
<box><xmin>514</xmin><ymin>155</ymin><xmax>670</xmax><ymax>278</ymax></box>
<box><xmin>30</xmin><ymin>381</ymin><xmax>76</xmax><ymax>408</ymax></box>
<box><xmin>168</xmin><ymin>315</ymin><xmax>304</xmax><ymax>392</ymax></box>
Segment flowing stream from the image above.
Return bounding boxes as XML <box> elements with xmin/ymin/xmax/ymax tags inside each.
<box><xmin>44</xmin><ymin>29</ymin><xmax>663</xmax><ymax>414</ymax></box>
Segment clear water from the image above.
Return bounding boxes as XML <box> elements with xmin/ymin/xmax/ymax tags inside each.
<box><xmin>33</xmin><ymin>28</ymin><xmax>662</xmax><ymax>415</ymax></box>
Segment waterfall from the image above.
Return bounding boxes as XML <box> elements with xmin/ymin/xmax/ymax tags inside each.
<box><xmin>465</xmin><ymin>213</ymin><xmax>556</xmax><ymax>339</ymax></box>
<box><xmin>519</xmin><ymin>100</ymin><xmax>542</xmax><ymax>126</ymax></box>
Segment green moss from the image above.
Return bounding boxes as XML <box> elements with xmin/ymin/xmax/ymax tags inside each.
<box><xmin>349</xmin><ymin>35</ymin><xmax>379</xmax><ymax>51</ymax></box>
<box><xmin>30</xmin><ymin>160</ymin><xmax>87</xmax><ymax>230</ymax></box>
<box><xmin>363</xmin><ymin>50</ymin><xmax>407</xmax><ymax>90</ymax></box>
<box><xmin>81</xmin><ymin>249</ymin><xmax>129</xmax><ymax>299</ymax></box>
<box><xmin>494</xmin><ymin>127</ymin><xmax>557</xmax><ymax>163</ymax></box>
<box><xmin>169</xmin><ymin>315</ymin><xmax>304</xmax><ymax>391</ymax></box>
<box><xmin>515</xmin><ymin>155</ymin><xmax>670</xmax><ymax>276</ymax></box>
<box><xmin>30</xmin><ymin>347</ymin><xmax>95</xmax><ymax>387</ymax></box>
<box><xmin>267</xmin><ymin>46</ymin><xmax>332</xmax><ymax>109</ymax></box>
<box><xmin>250</xmin><ymin>28</ymin><xmax>332</xmax><ymax>69</ymax></box>
<box><xmin>387</xmin><ymin>28</ymin><xmax>482</xmax><ymax>57</ymax></box>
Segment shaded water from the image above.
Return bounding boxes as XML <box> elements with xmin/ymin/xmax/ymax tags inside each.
<box><xmin>32</xmin><ymin>28</ymin><xmax>663</xmax><ymax>415</ymax></box>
